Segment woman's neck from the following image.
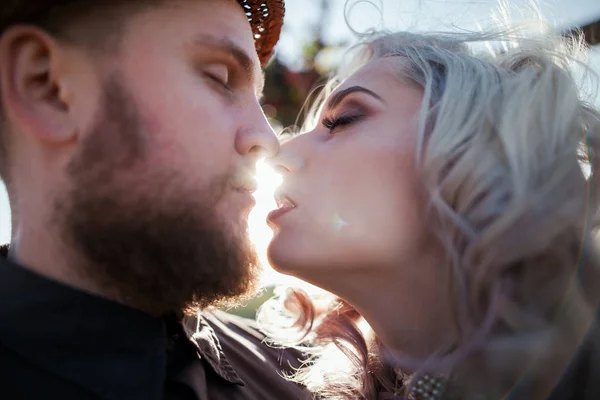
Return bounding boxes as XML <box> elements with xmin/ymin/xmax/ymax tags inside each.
<box><xmin>302</xmin><ymin>253</ymin><xmax>459</xmax><ymax>364</ymax></box>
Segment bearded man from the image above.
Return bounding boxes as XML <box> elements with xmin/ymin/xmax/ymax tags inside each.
<box><xmin>0</xmin><ymin>1</ymin><xmax>307</xmax><ymax>399</ymax></box>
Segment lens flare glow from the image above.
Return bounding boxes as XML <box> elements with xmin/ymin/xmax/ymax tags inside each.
<box><xmin>248</xmin><ymin>159</ymin><xmax>287</xmax><ymax>286</ymax></box>
<box><xmin>249</xmin><ymin>160</ymin><xmax>326</xmax><ymax>291</ymax></box>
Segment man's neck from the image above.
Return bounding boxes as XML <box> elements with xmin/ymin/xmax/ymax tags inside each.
<box><xmin>10</xmin><ymin>226</ymin><xmax>117</xmax><ymax>302</ymax></box>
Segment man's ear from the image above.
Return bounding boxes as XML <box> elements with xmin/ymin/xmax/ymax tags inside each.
<box><xmin>0</xmin><ymin>25</ymin><xmax>77</xmax><ymax>144</ymax></box>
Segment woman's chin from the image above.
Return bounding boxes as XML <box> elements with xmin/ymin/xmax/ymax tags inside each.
<box><xmin>266</xmin><ymin>239</ymin><xmax>291</xmax><ymax>274</ymax></box>
<box><xmin>266</xmin><ymin>234</ymin><xmax>307</xmax><ymax>276</ymax></box>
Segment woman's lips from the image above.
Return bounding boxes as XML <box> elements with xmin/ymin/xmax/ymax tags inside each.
<box><xmin>267</xmin><ymin>195</ymin><xmax>296</xmax><ymax>224</ymax></box>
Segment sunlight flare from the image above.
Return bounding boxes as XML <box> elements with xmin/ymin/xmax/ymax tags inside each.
<box><xmin>249</xmin><ymin>159</ymin><xmax>325</xmax><ymax>291</ymax></box>
<box><xmin>248</xmin><ymin>159</ymin><xmax>283</xmax><ymax>284</ymax></box>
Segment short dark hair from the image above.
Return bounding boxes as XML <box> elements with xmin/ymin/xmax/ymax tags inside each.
<box><xmin>2</xmin><ymin>0</ymin><xmax>165</xmax><ymax>52</ymax></box>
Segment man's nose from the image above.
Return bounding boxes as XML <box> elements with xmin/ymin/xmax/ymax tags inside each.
<box><xmin>235</xmin><ymin>106</ymin><xmax>280</xmax><ymax>160</ymax></box>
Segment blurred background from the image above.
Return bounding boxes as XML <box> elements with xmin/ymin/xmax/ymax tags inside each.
<box><xmin>0</xmin><ymin>0</ymin><xmax>598</xmax><ymax>317</ymax></box>
<box><xmin>264</xmin><ymin>0</ymin><xmax>600</xmax><ymax>131</ymax></box>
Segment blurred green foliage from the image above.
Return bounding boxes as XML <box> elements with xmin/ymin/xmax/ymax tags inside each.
<box><xmin>260</xmin><ymin>0</ymin><xmax>347</xmax><ymax>130</ymax></box>
<box><xmin>225</xmin><ymin>286</ymin><xmax>275</xmax><ymax>319</ymax></box>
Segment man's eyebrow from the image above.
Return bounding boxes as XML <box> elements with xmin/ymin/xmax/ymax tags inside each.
<box><xmin>190</xmin><ymin>34</ymin><xmax>264</xmax><ymax>95</ymax></box>
<box><xmin>325</xmin><ymin>86</ymin><xmax>384</xmax><ymax>110</ymax></box>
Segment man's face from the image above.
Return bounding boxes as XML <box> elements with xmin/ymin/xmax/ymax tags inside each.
<box><xmin>55</xmin><ymin>0</ymin><xmax>279</xmax><ymax>314</ymax></box>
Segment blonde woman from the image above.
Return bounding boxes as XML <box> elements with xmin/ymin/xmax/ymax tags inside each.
<box><xmin>261</xmin><ymin>26</ymin><xmax>600</xmax><ymax>400</ymax></box>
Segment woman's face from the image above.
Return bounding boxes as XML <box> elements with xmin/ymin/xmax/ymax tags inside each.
<box><xmin>268</xmin><ymin>58</ymin><xmax>432</xmax><ymax>280</ymax></box>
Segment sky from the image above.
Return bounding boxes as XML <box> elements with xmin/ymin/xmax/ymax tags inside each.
<box><xmin>278</xmin><ymin>0</ymin><xmax>600</xmax><ymax>66</ymax></box>
<box><xmin>0</xmin><ymin>0</ymin><xmax>599</xmax><ymax>286</ymax></box>
<box><xmin>277</xmin><ymin>0</ymin><xmax>600</xmax><ymax>107</ymax></box>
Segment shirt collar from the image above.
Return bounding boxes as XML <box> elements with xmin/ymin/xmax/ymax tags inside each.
<box><xmin>183</xmin><ymin>315</ymin><xmax>245</xmax><ymax>385</ymax></box>
<box><xmin>0</xmin><ymin>244</ymin><xmax>244</xmax><ymax>399</ymax></box>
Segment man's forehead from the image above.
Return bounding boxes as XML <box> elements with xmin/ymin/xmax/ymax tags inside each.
<box><xmin>123</xmin><ymin>0</ymin><xmax>265</xmax><ymax>94</ymax></box>
<box><xmin>181</xmin><ymin>0</ymin><xmax>264</xmax><ymax>91</ymax></box>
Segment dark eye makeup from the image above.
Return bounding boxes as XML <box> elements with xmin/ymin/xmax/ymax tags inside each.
<box><xmin>321</xmin><ymin>114</ymin><xmax>364</xmax><ymax>134</ymax></box>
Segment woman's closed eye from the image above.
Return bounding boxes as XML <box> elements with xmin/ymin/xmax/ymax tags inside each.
<box><xmin>321</xmin><ymin>114</ymin><xmax>364</xmax><ymax>134</ymax></box>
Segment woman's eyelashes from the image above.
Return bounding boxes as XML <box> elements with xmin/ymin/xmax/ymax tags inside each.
<box><xmin>321</xmin><ymin>114</ymin><xmax>364</xmax><ymax>134</ymax></box>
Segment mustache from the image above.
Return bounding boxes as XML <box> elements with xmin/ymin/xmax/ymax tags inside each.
<box><xmin>228</xmin><ymin>168</ymin><xmax>258</xmax><ymax>192</ymax></box>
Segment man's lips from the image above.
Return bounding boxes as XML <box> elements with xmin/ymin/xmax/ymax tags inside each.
<box><xmin>229</xmin><ymin>172</ymin><xmax>258</xmax><ymax>212</ymax></box>
<box><xmin>234</xmin><ymin>186</ymin><xmax>257</xmax><ymax>194</ymax></box>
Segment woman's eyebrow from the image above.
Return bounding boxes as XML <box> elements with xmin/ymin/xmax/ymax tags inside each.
<box><xmin>325</xmin><ymin>86</ymin><xmax>385</xmax><ymax>110</ymax></box>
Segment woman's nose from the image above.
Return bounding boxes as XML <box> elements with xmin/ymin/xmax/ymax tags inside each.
<box><xmin>267</xmin><ymin>138</ymin><xmax>306</xmax><ymax>175</ymax></box>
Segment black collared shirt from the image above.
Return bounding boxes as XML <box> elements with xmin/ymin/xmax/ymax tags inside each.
<box><xmin>0</xmin><ymin>245</ymin><xmax>309</xmax><ymax>400</ymax></box>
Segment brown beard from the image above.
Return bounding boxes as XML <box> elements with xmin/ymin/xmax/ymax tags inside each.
<box><xmin>55</xmin><ymin>75</ymin><xmax>260</xmax><ymax>316</ymax></box>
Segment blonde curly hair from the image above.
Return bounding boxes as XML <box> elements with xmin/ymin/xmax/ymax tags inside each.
<box><xmin>259</xmin><ymin>25</ymin><xmax>600</xmax><ymax>400</ymax></box>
